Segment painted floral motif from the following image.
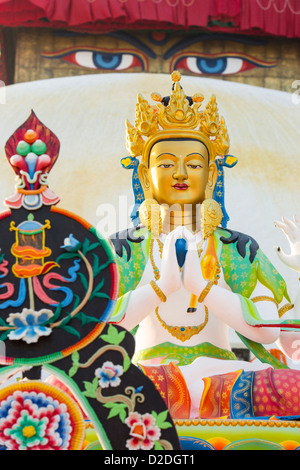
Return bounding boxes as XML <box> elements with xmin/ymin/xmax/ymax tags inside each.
<box><xmin>76</xmin><ymin>324</ymin><xmax>174</xmax><ymax>450</ymax></box>
<box><xmin>0</xmin><ymin>391</ymin><xmax>73</xmax><ymax>450</ymax></box>
<box><xmin>61</xmin><ymin>234</ymin><xmax>82</xmax><ymax>253</ymax></box>
<box><xmin>125</xmin><ymin>412</ymin><xmax>161</xmax><ymax>450</ymax></box>
<box><xmin>95</xmin><ymin>361</ymin><xmax>124</xmax><ymax>388</ymax></box>
<box><xmin>7</xmin><ymin>308</ymin><xmax>53</xmax><ymax>344</ymax></box>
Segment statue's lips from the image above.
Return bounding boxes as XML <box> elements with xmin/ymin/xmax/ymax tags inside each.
<box><xmin>172</xmin><ymin>183</ymin><xmax>189</xmax><ymax>190</ymax></box>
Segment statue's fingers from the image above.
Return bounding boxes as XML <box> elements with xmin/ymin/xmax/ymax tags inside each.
<box><xmin>293</xmin><ymin>214</ymin><xmax>300</xmax><ymax>227</ymax></box>
<box><xmin>162</xmin><ymin>229</ymin><xmax>180</xmax><ymax>260</ymax></box>
<box><xmin>282</xmin><ymin>216</ymin><xmax>297</xmax><ymax>232</ymax></box>
<box><xmin>275</xmin><ymin>220</ymin><xmax>289</xmax><ymax>233</ymax></box>
<box><xmin>181</xmin><ymin>227</ymin><xmax>198</xmax><ymax>252</ymax></box>
<box><xmin>275</xmin><ymin>220</ymin><xmax>295</xmax><ymax>240</ymax></box>
<box><xmin>181</xmin><ymin>226</ymin><xmax>194</xmax><ymax>241</ymax></box>
<box><xmin>162</xmin><ymin>233</ymin><xmax>175</xmax><ymax>254</ymax></box>
<box><xmin>166</xmin><ymin>226</ymin><xmax>184</xmax><ymax>242</ymax></box>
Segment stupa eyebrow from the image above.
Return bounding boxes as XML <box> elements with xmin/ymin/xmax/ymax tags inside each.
<box><xmin>53</xmin><ymin>30</ymin><xmax>157</xmax><ymax>59</ymax></box>
<box><xmin>163</xmin><ymin>34</ymin><xmax>268</xmax><ymax>60</ymax></box>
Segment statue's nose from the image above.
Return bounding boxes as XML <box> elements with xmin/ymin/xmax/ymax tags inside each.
<box><xmin>173</xmin><ymin>159</ymin><xmax>187</xmax><ymax>180</ymax></box>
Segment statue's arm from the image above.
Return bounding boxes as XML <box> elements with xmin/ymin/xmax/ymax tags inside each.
<box><xmin>273</xmin><ymin>216</ymin><xmax>300</xmax><ymax>361</ymax></box>
<box><xmin>182</xmin><ymin>228</ymin><xmax>282</xmax><ymax>344</ymax></box>
<box><xmin>275</xmin><ymin>308</ymin><xmax>300</xmax><ymax>362</ymax></box>
<box><xmin>189</xmin><ymin>277</ymin><xmax>281</xmax><ymax>344</ymax></box>
<box><xmin>109</xmin><ymin>227</ymin><xmax>182</xmax><ymax>331</ymax></box>
<box><xmin>275</xmin><ymin>215</ymin><xmax>300</xmax><ymax>321</ymax></box>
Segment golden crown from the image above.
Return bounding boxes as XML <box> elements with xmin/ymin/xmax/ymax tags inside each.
<box><xmin>126</xmin><ymin>71</ymin><xmax>230</xmax><ymax>162</ymax></box>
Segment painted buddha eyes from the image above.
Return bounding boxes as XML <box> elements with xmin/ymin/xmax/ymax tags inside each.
<box><xmin>42</xmin><ymin>48</ymin><xmax>275</xmax><ymax>75</ymax></box>
<box><xmin>68</xmin><ymin>51</ymin><xmax>144</xmax><ymax>71</ymax></box>
<box><xmin>172</xmin><ymin>53</ymin><xmax>276</xmax><ymax>75</ymax></box>
<box><xmin>42</xmin><ymin>48</ymin><xmax>146</xmax><ymax>71</ymax></box>
<box><xmin>177</xmin><ymin>56</ymin><xmax>245</xmax><ymax>75</ymax></box>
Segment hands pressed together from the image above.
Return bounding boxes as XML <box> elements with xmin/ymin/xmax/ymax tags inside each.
<box><xmin>157</xmin><ymin>226</ymin><xmax>206</xmax><ymax>298</ymax></box>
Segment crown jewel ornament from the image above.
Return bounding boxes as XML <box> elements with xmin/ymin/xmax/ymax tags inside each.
<box><xmin>126</xmin><ymin>71</ymin><xmax>230</xmax><ymax>162</ymax></box>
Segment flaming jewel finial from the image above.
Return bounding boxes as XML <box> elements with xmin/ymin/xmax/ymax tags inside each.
<box><xmin>4</xmin><ymin>110</ymin><xmax>61</xmax><ymax>210</ymax></box>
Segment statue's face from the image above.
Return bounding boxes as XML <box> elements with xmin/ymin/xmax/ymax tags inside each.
<box><xmin>140</xmin><ymin>139</ymin><xmax>217</xmax><ymax>207</ymax></box>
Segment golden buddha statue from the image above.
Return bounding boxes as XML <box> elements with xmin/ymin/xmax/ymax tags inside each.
<box><xmin>109</xmin><ymin>72</ymin><xmax>300</xmax><ymax>420</ymax></box>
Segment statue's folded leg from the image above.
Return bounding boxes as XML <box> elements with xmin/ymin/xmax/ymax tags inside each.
<box><xmin>141</xmin><ymin>363</ymin><xmax>300</xmax><ymax>420</ymax></box>
<box><xmin>139</xmin><ymin>362</ymin><xmax>192</xmax><ymax>419</ymax></box>
<box><xmin>200</xmin><ymin>368</ymin><xmax>300</xmax><ymax>419</ymax></box>
<box><xmin>252</xmin><ymin>368</ymin><xmax>300</xmax><ymax>418</ymax></box>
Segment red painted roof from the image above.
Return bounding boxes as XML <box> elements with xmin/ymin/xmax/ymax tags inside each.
<box><xmin>0</xmin><ymin>0</ymin><xmax>300</xmax><ymax>38</ymax></box>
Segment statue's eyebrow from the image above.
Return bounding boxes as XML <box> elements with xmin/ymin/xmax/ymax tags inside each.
<box><xmin>186</xmin><ymin>153</ymin><xmax>205</xmax><ymax>160</ymax></box>
<box><xmin>163</xmin><ymin>34</ymin><xmax>268</xmax><ymax>60</ymax></box>
<box><xmin>156</xmin><ymin>153</ymin><xmax>176</xmax><ymax>159</ymax></box>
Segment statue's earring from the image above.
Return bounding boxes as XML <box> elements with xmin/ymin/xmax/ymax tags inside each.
<box><xmin>199</xmin><ymin>198</ymin><xmax>223</xmax><ymax>283</ymax></box>
<box><xmin>139</xmin><ymin>198</ymin><xmax>162</xmax><ymax>238</ymax></box>
<box><xmin>204</xmin><ymin>186</ymin><xmax>214</xmax><ymax>200</ymax></box>
<box><xmin>200</xmin><ymin>198</ymin><xmax>223</xmax><ymax>239</ymax></box>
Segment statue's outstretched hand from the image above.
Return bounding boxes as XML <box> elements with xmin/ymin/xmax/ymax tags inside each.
<box><xmin>275</xmin><ymin>215</ymin><xmax>300</xmax><ymax>272</ymax></box>
<box><xmin>157</xmin><ymin>226</ymin><xmax>182</xmax><ymax>296</ymax></box>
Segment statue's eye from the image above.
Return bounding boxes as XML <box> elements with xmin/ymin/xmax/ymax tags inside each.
<box><xmin>158</xmin><ymin>164</ymin><xmax>174</xmax><ymax>169</ymax></box>
<box><xmin>172</xmin><ymin>53</ymin><xmax>276</xmax><ymax>75</ymax></box>
<box><xmin>187</xmin><ymin>164</ymin><xmax>201</xmax><ymax>169</ymax></box>
<box><xmin>41</xmin><ymin>48</ymin><xmax>146</xmax><ymax>71</ymax></box>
